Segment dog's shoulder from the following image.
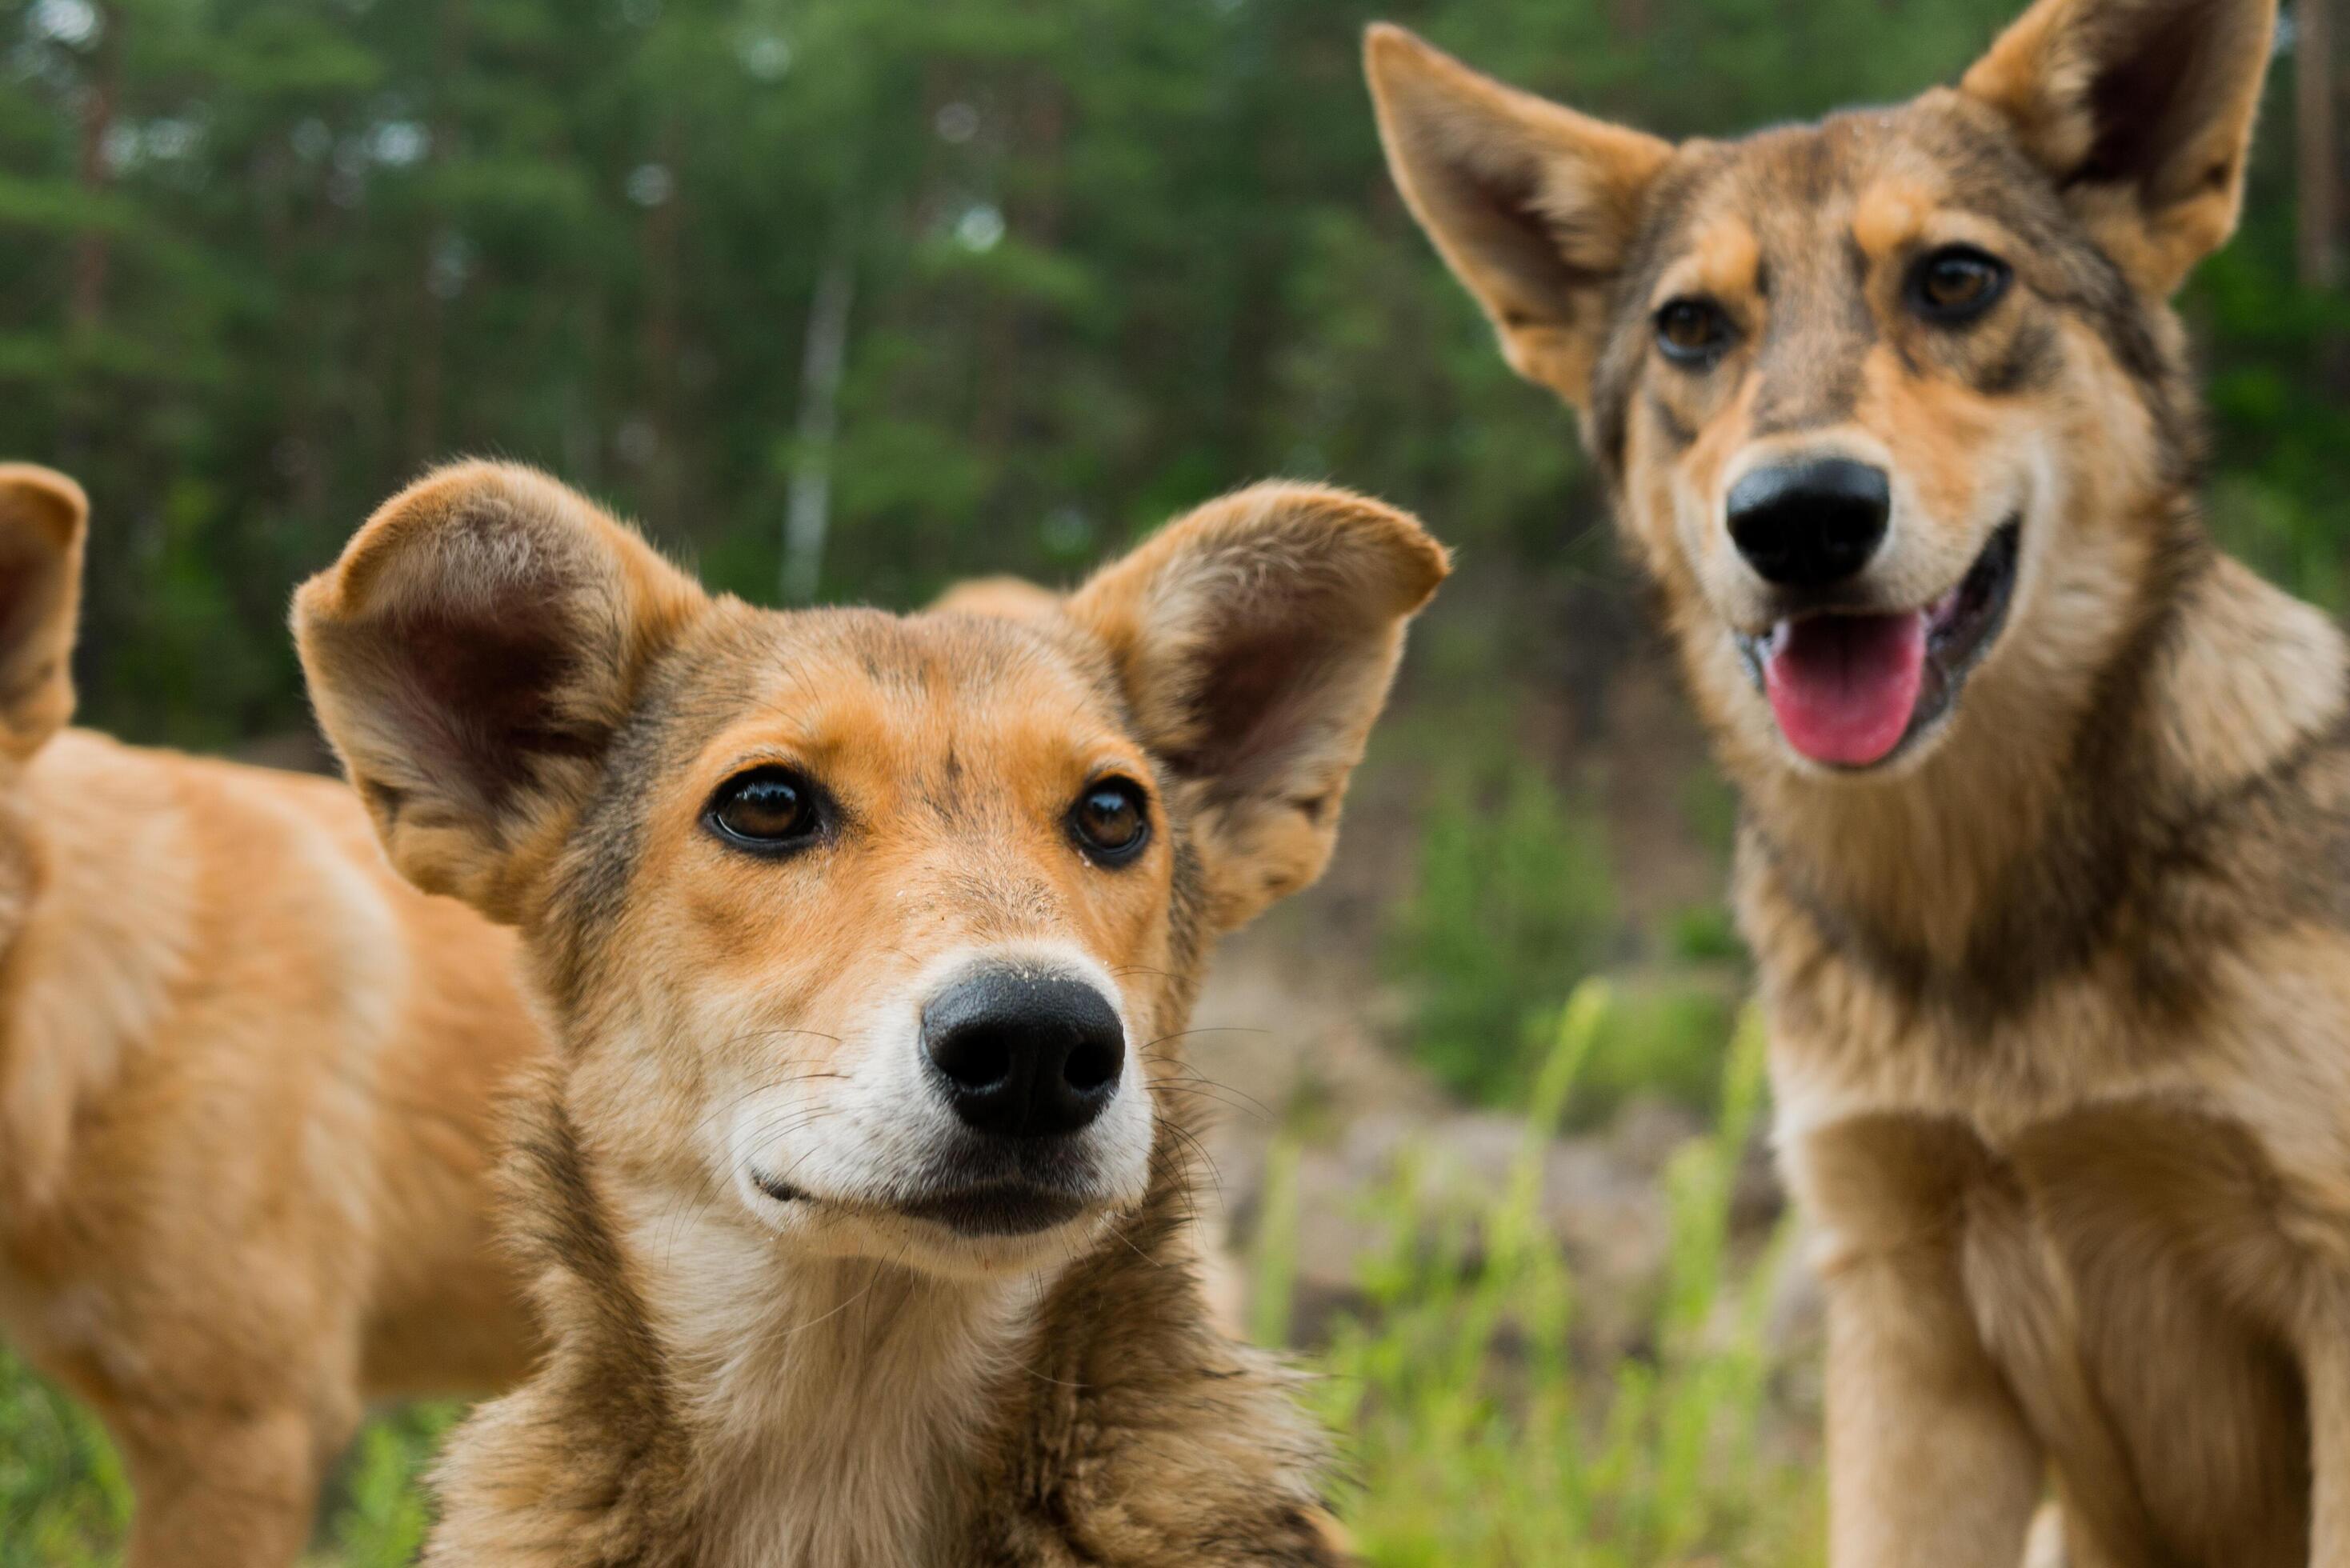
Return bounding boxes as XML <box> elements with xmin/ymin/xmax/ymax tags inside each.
<box><xmin>427</xmin><ymin>1082</ymin><xmax>699</xmax><ymax>1567</ymax></box>
<box><xmin>963</xmin><ymin>1178</ymin><xmax>1344</xmax><ymax>1566</ymax></box>
<box><xmin>426</xmin><ymin>1375</ymin><xmax>699</xmax><ymax>1568</ymax></box>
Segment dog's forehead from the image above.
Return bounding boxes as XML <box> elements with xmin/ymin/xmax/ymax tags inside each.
<box><xmin>679</xmin><ymin>603</ymin><xmax>1137</xmax><ymax>779</ymax></box>
<box><xmin>1647</xmin><ymin>95</ymin><xmax>2063</xmax><ymax>271</ymax></box>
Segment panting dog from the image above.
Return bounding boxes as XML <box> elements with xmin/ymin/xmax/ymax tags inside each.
<box><xmin>1368</xmin><ymin>0</ymin><xmax>2350</xmax><ymax>1562</ymax></box>
<box><xmin>0</xmin><ymin>464</ymin><xmax>546</xmax><ymax>1565</ymax></box>
<box><xmin>294</xmin><ymin>462</ymin><xmax>1446</xmax><ymax>1565</ymax></box>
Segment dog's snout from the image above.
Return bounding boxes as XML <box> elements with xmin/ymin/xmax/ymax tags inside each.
<box><xmin>1726</xmin><ymin>458</ymin><xmax>1891</xmax><ymax>588</ymax></box>
<box><xmin>922</xmin><ymin>972</ymin><xmax>1125</xmax><ymax>1139</ymax></box>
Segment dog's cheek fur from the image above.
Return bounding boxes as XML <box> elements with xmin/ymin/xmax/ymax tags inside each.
<box><xmin>1857</xmin><ymin>321</ymin><xmax>2022</xmax><ymax>522</ymax></box>
<box><xmin>433</xmin><ymin>1075</ymin><xmax>703</xmax><ymax>1566</ymax></box>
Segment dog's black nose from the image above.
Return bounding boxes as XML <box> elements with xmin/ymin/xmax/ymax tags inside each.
<box><xmin>1726</xmin><ymin>458</ymin><xmax>1891</xmax><ymax>587</ymax></box>
<box><xmin>922</xmin><ymin>972</ymin><xmax>1124</xmax><ymax>1139</ymax></box>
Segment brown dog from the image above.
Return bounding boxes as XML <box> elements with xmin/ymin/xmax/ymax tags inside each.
<box><xmin>1368</xmin><ymin>1</ymin><xmax>2350</xmax><ymax>1563</ymax></box>
<box><xmin>294</xmin><ymin>461</ymin><xmax>1445</xmax><ymax>1565</ymax></box>
<box><xmin>0</xmin><ymin>464</ymin><xmax>545</xmax><ymax>1564</ymax></box>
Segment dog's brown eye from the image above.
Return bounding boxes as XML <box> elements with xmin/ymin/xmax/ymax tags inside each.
<box><xmin>1069</xmin><ymin>779</ymin><xmax>1149</xmax><ymax>865</ymax></box>
<box><xmin>707</xmin><ymin>767</ymin><xmax>822</xmax><ymax>852</ymax></box>
<box><xmin>1654</xmin><ymin>298</ymin><xmax>1732</xmax><ymax>365</ymax></box>
<box><xmin>1909</xmin><ymin>246</ymin><xmax>2010</xmax><ymax>323</ymax></box>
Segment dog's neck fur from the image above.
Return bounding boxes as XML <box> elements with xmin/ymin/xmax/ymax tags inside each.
<box><xmin>611</xmin><ymin>1178</ymin><xmax>1050</xmax><ymax>1567</ymax></box>
<box><xmin>445</xmin><ymin>1072</ymin><xmax>1336</xmax><ymax>1568</ymax></box>
<box><xmin>1727</xmin><ymin>504</ymin><xmax>2349</xmax><ymax>1008</ymax></box>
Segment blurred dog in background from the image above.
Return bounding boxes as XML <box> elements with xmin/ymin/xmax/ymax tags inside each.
<box><xmin>0</xmin><ymin>464</ymin><xmax>546</xmax><ymax>1566</ymax></box>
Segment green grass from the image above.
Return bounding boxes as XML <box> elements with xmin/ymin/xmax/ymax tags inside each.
<box><xmin>0</xmin><ymin>1350</ymin><xmax>127</xmax><ymax>1568</ymax></box>
<box><xmin>1379</xmin><ymin>736</ymin><xmax>1751</xmax><ymax>1128</ymax></box>
<box><xmin>1387</xmin><ymin>760</ymin><xmax>1619</xmax><ymax>1106</ymax></box>
<box><xmin>0</xmin><ymin>985</ymin><xmax>1818</xmax><ymax>1567</ymax></box>
<box><xmin>1262</xmin><ymin>986</ymin><xmax>1823</xmax><ymax>1566</ymax></box>
<box><xmin>1536</xmin><ymin>979</ymin><xmax>1740</xmax><ymax>1129</ymax></box>
<box><xmin>0</xmin><ymin>1357</ymin><xmax>453</xmax><ymax>1568</ymax></box>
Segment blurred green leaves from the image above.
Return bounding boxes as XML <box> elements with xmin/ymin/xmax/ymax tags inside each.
<box><xmin>0</xmin><ymin>0</ymin><xmax>2336</xmax><ymax>750</ymax></box>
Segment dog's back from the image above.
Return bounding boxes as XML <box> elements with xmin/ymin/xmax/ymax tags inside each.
<box><xmin>0</xmin><ymin>466</ymin><xmax>545</xmax><ymax>1567</ymax></box>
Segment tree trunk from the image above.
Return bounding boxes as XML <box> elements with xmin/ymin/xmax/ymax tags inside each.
<box><xmin>2301</xmin><ymin>0</ymin><xmax>2342</xmax><ymax>290</ymax></box>
<box><xmin>406</xmin><ymin>0</ymin><xmax>468</xmax><ymax>466</ymax></box>
<box><xmin>69</xmin><ymin>3</ymin><xmax>124</xmax><ymax>339</ymax></box>
<box><xmin>783</xmin><ymin>219</ymin><xmax>858</xmax><ymax>605</ymax></box>
<box><xmin>639</xmin><ymin>117</ymin><xmax>686</xmax><ymax>527</ymax></box>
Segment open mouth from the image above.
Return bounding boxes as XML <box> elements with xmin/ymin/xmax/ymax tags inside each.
<box><xmin>1735</xmin><ymin>519</ymin><xmax>2020</xmax><ymax>770</ymax></box>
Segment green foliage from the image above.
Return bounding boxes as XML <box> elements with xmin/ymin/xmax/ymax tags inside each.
<box><xmin>1667</xmin><ymin>904</ymin><xmax>1743</xmax><ymax>965</ymax></box>
<box><xmin>1387</xmin><ymin>759</ymin><xmax>1617</xmax><ymax>1103</ymax></box>
<box><xmin>2188</xmin><ymin>28</ymin><xmax>2350</xmax><ymax>615</ymax></box>
<box><xmin>323</xmin><ymin>1404</ymin><xmax>464</xmax><ymax>1568</ymax></box>
<box><xmin>1678</xmin><ymin>770</ymin><xmax>1740</xmax><ymax>866</ymax></box>
<box><xmin>1568</xmin><ymin>980</ymin><xmax>1738</xmax><ymax>1123</ymax></box>
<box><xmin>1267</xmin><ymin>988</ymin><xmax>1820</xmax><ymax>1566</ymax></box>
<box><xmin>0</xmin><ymin>1346</ymin><xmax>129</xmax><ymax>1568</ymax></box>
<box><xmin>0</xmin><ymin>0</ymin><xmax>2333</xmax><ymax>748</ymax></box>
<box><xmin>1383</xmin><ymin>731</ymin><xmax>1748</xmax><ymax>1120</ymax></box>
<box><xmin>0</xmin><ymin>1346</ymin><xmax>458</xmax><ymax>1567</ymax></box>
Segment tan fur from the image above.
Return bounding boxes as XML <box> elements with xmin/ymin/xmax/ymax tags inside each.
<box><xmin>1959</xmin><ymin>0</ymin><xmax>2274</xmax><ymax>294</ymax></box>
<box><xmin>294</xmin><ymin>462</ymin><xmax>1445</xmax><ymax>1566</ymax></box>
<box><xmin>0</xmin><ymin>465</ymin><xmax>545</xmax><ymax>1566</ymax></box>
<box><xmin>1367</xmin><ymin>2</ymin><xmax>2350</xmax><ymax>1563</ymax></box>
<box><xmin>928</xmin><ymin>574</ymin><xmax>1069</xmax><ymax>628</ymax></box>
<box><xmin>1365</xmin><ymin>26</ymin><xmax>1671</xmax><ymax>403</ymax></box>
<box><xmin>1851</xmin><ymin>178</ymin><xmax>1936</xmax><ymax>263</ymax></box>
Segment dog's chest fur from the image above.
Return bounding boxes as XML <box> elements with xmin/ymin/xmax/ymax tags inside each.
<box><xmin>1754</xmin><ymin>805</ymin><xmax>2350</xmax><ymax>1558</ymax></box>
<box><xmin>1784</xmin><ymin>1078</ymin><xmax>2322</xmax><ymax>1564</ymax></box>
<box><xmin>635</xmin><ymin>1202</ymin><xmax>1033</xmax><ymax>1567</ymax></box>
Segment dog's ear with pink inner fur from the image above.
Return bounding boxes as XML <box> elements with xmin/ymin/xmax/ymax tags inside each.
<box><xmin>1365</xmin><ymin>24</ymin><xmax>1672</xmax><ymax>410</ymax></box>
<box><xmin>294</xmin><ymin>462</ymin><xmax>707</xmax><ymax>923</ymax></box>
<box><xmin>1067</xmin><ymin>482</ymin><xmax>1447</xmax><ymax>933</ymax></box>
<box><xmin>1960</xmin><ymin>0</ymin><xmax>2278</xmax><ymax>296</ymax></box>
<box><xmin>0</xmin><ymin>466</ymin><xmax>88</xmax><ymax>763</ymax></box>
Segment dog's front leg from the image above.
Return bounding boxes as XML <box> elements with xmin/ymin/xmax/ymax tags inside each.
<box><xmin>2306</xmin><ymin>1319</ymin><xmax>2350</xmax><ymax>1566</ymax></box>
<box><xmin>1824</xmin><ymin>1247</ymin><xmax>2044</xmax><ymax>1568</ymax></box>
<box><xmin>118</xmin><ymin>1403</ymin><xmax>336</xmax><ymax>1568</ymax></box>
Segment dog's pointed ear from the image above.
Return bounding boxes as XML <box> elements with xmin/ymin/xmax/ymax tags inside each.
<box><xmin>0</xmin><ymin>466</ymin><xmax>87</xmax><ymax>762</ymax></box>
<box><xmin>294</xmin><ymin>462</ymin><xmax>707</xmax><ymax>923</ymax></box>
<box><xmin>1961</xmin><ymin>0</ymin><xmax>2278</xmax><ymax>295</ymax></box>
<box><xmin>1067</xmin><ymin>483</ymin><xmax>1447</xmax><ymax>933</ymax></box>
<box><xmin>1367</xmin><ymin>23</ymin><xmax>1672</xmax><ymax>409</ymax></box>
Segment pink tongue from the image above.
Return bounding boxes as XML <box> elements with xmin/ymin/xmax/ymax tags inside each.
<box><xmin>1763</xmin><ymin>612</ymin><xmax>1926</xmax><ymax>766</ymax></box>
